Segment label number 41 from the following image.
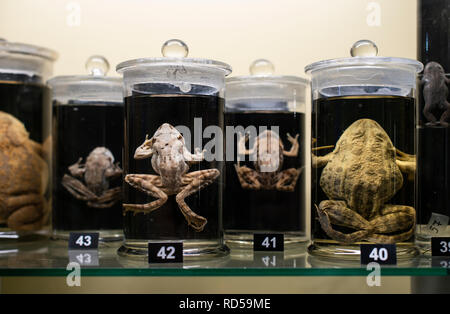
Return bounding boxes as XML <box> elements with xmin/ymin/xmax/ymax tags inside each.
<box><xmin>262</xmin><ymin>236</ymin><xmax>277</xmax><ymax>249</ymax></box>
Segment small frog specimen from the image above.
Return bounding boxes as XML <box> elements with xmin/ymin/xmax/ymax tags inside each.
<box><xmin>0</xmin><ymin>111</ymin><xmax>49</xmax><ymax>231</ymax></box>
<box><xmin>422</xmin><ymin>61</ymin><xmax>450</xmax><ymax>127</ymax></box>
<box><xmin>235</xmin><ymin>130</ymin><xmax>302</xmax><ymax>192</ymax></box>
<box><xmin>312</xmin><ymin>119</ymin><xmax>416</xmax><ymax>244</ymax></box>
<box><xmin>123</xmin><ymin>123</ymin><xmax>219</xmax><ymax>232</ymax></box>
<box><xmin>62</xmin><ymin>147</ymin><xmax>122</xmax><ymax>208</ymax></box>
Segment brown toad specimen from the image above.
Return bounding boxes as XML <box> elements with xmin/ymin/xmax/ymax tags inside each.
<box><xmin>62</xmin><ymin>147</ymin><xmax>122</xmax><ymax>208</ymax></box>
<box><xmin>422</xmin><ymin>61</ymin><xmax>450</xmax><ymax>127</ymax></box>
<box><xmin>312</xmin><ymin>119</ymin><xmax>416</xmax><ymax>244</ymax></box>
<box><xmin>235</xmin><ymin>130</ymin><xmax>302</xmax><ymax>191</ymax></box>
<box><xmin>123</xmin><ymin>123</ymin><xmax>219</xmax><ymax>232</ymax></box>
<box><xmin>0</xmin><ymin>111</ymin><xmax>49</xmax><ymax>231</ymax></box>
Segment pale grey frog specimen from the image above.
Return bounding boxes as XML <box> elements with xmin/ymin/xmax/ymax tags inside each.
<box><xmin>422</xmin><ymin>61</ymin><xmax>450</xmax><ymax>127</ymax></box>
<box><xmin>312</xmin><ymin>119</ymin><xmax>416</xmax><ymax>244</ymax></box>
<box><xmin>235</xmin><ymin>130</ymin><xmax>302</xmax><ymax>192</ymax></box>
<box><xmin>62</xmin><ymin>147</ymin><xmax>122</xmax><ymax>208</ymax></box>
<box><xmin>123</xmin><ymin>123</ymin><xmax>219</xmax><ymax>232</ymax></box>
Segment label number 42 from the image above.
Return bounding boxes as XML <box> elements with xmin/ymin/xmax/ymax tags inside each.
<box><xmin>157</xmin><ymin>246</ymin><xmax>176</xmax><ymax>260</ymax></box>
<box><xmin>75</xmin><ymin>235</ymin><xmax>91</xmax><ymax>247</ymax></box>
<box><xmin>369</xmin><ymin>247</ymin><xmax>388</xmax><ymax>261</ymax></box>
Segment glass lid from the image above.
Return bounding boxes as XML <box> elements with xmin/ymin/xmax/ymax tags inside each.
<box><xmin>305</xmin><ymin>39</ymin><xmax>423</xmax><ymax>73</ymax></box>
<box><xmin>116</xmin><ymin>39</ymin><xmax>231</xmax><ymax>75</ymax></box>
<box><xmin>0</xmin><ymin>38</ymin><xmax>58</xmax><ymax>61</ymax></box>
<box><xmin>48</xmin><ymin>55</ymin><xmax>122</xmax><ymax>103</ymax></box>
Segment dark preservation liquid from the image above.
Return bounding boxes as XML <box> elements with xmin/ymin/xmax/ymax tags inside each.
<box><xmin>124</xmin><ymin>92</ymin><xmax>223</xmax><ymax>241</ymax></box>
<box><xmin>224</xmin><ymin>111</ymin><xmax>305</xmax><ymax>233</ymax></box>
<box><xmin>312</xmin><ymin>95</ymin><xmax>415</xmax><ymax>243</ymax></box>
<box><xmin>0</xmin><ymin>81</ymin><xmax>51</xmax><ymax>231</ymax></box>
<box><xmin>52</xmin><ymin>102</ymin><xmax>123</xmax><ymax>232</ymax></box>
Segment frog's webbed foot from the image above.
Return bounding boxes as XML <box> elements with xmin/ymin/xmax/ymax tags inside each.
<box><xmin>62</xmin><ymin>174</ymin><xmax>97</xmax><ymax>201</ymax></box>
<box><xmin>275</xmin><ymin>167</ymin><xmax>303</xmax><ymax>192</ymax></box>
<box><xmin>87</xmin><ymin>187</ymin><xmax>122</xmax><ymax>208</ymax></box>
<box><xmin>123</xmin><ymin>174</ymin><xmax>167</xmax><ymax>215</ymax></box>
<box><xmin>316</xmin><ymin>201</ymin><xmax>373</xmax><ymax>244</ymax></box>
<box><xmin>366</xmin><ymin>204</ymin><xmax>415</xmax><ymax>244</ymax></box>
<box><xmin>68</xmin><ymin>158</ymin><xmax>86</xmax><ymax>178</ymax></box>
<box><xmin>2</xmin><ymin>194</ymin><xmax>45</xmax><ymax>231</ymax></box>
<box><xmin>234</xmin><ymin>162</ymin><xmax>262</xmax><ymax>190</ymax></box>
<box><xmin>176</xmin><ymin>169</ymin><xmax>220</xmax><ymax>231</ymax></box>
<box><xmin>283</xmin><ymin>133</ymin><xmax>300</xmax><ymax>157</ymax></box>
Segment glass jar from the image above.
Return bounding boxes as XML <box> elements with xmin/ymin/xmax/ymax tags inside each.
<box><xmin>0</xmin><ymin>39</ymin><xmax>57</xmax><ymax>238</ymax></box>
<box><xmin>416</xmin><ymin>0</ymin><xmax>450</xmax><ymax>252</ymax></box>
<box><xmin>48</xmin><ymin>56</ymin><xmax>123</xmax><ymax>241</ymax></box>
<box><xmin>224</xmin><ymin>59</ymin><xmax>309</xmax><ymax>248</ymax></box>
<box><xmin>305</xmin><ymin>40</ymin><xmax>423</xmax><ymax>259</ymax></box>
<box><xmin>116</xmin><ymin>39</ymin><xmax>232</xmax><ymax>258</ymax></box>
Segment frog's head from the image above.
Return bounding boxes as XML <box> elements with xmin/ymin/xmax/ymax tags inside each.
<box><xmin>424</xmin><ymin>61</ymin><xmax>445</xmax><ymax>76</ymax></box>
<box><xmin>336</xmin><ymin>119</ymin><xmax>393</xmax><ymax>154</ymax></box>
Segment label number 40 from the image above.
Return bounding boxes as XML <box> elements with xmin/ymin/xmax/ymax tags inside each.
<box><xmin>262</xmin><ymin>236</ymin><xmax>276</xmax><ymax>249</ymax></box>
<box><xmin>157</xmin><ymin>246</ymin><xmax>176</xmax><ymax>260</ymax></box>
<box><xmin>75</xmin><ymin>235</ymin><xmax>91</xmax><ymax>247</ymax></box>
<box><xmin>369</xmin><ymin>247</ymin><xmax>388</xmax><ymax>261</ymax></box>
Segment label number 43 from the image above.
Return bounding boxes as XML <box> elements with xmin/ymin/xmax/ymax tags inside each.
<box><xmin>157</xmin><ymin>246</ymin><xmax>176</xmax><ymax>260</ymax></box>
<box><xmin>75</xmin><ymin>235</ymin><xmax>91</xmax><ymax>247</ymax></box>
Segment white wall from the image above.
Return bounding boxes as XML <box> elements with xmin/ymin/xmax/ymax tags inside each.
<box><xmin>0</xmin><ymin>0</ymin><xmax>417</xmax><ymax>78</ymax></box>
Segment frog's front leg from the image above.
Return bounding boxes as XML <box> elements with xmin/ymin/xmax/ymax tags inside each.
<box><xmin>275</xmin><ymin>167</ymin><xmax>303</xmax><ymax>192</ymax></box>
<box><xmin>366</xmin><ymin>204</ymin><xmax>415</xmax><ymax>244</ymax></box>
<box><xmin>234</xmin><ymin>162</ymin><xmax>262</xmax><ymax>190</ymax></box>
<box><xmin>283</xmin><ymin>133</ymin><xmax>299</xmax><ymax>157</ymax></box>
<box><xmin>176</xmin><ymin>169</ymin><xmax>220</xmax><ymax>232</ymax></box>
<box><xmin>316</xmin><ymin>201</ymin><xmax>373</xmax><ymax>243</ymax></box>
<box><xmin>123</xmin><ymin>174</ymin><xmax>168</xmax><ymax>215</ymax></box>
<box><xmin>105</xmin><ymin>162</ymin><xmax>123</xmax><ymax>180</ymax></box>
<box><xmin>183</xmin><ymin>146</ymin><xmax>205</xmax><ymax>163</ymax></box>
<box><xmin>62</xmin><ymin>174</ymin><xmax>97</xmax><ymax>201</ymax></box>
<box><xmin>396</xmin><ymin>159</ymin><xmax>415</xmax><ymax>181</ymax></box>
<box><xmin>68</xmin><ymin>157</ymin><xmax>86</xmax><ymax>178</ymax></box>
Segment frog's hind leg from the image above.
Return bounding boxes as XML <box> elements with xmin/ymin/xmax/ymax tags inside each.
<box><xmin>87</xmin><ymin>187</ymin><xmax>122</xmax><ymax>208</ymax></box>
<box><xmin>62</xmin><ymin>174</ymin><xmax>97</xmax><ymax>201</ymax></box>
<box><xmin>123</xmin><ymin>174</ymin><xmax>168</xmax><ymax>215</ymax></box>
<box><xmin>439</xmin><ymin>100</ymin><xmax>450</xmax><ymax>127</ymax></box>
<box><xmin>316</xmin><ymin>201</ymin><xmax>373</xmax><ymax>244</ymax></box>
<box><xmin>275</xmin><ymin>167</ymin><xmax>303</xmax><ymax>192</ymax></box>
<box><xmin>4</xmin><ymin>194</ymin><xmax>45</xmax><ymax>231</ymax></box>
<box><xmin>176</xmin><ymin>169</ymin><xmax>220</xmax><ymax>232</ymax></box>
<box><xmin>366</xmin><ymin>204</ymin><xmax>415</xmax><ymax>244</ymax></box>
<box><xmin>234</xmin><ymin>162</ymin><xmax>262</xmax><ymax>190</ymax></box>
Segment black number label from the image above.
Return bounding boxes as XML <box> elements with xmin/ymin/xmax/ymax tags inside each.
<box><xmin>431</xmin><ymin>237</ymin><xmax>450</xmax><ymax>256</ymax></box>
<box><xmin>148</xmin><ymin>242</ymin><xmax>183</xmax><ymax>263</ymax></box>
<box><xmin>68</xmin><ymin>232</ymin><xmax>99</xmax><ymax>249</ymax></box>
<box><xmin>360</xmin><ymin>244</ymin><xmax>397</xmax><ymax>265</ymax></box>
<box><xmin>254</xmin><ymin>234</ymin><xmax>284</xmax><ymax>252</ymax></box>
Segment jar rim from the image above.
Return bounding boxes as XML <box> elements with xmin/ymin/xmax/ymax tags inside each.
<box><xmin>0</xmin><ymin>41</ymin><xmax>58</xmax><ymax>61</ymax></box>
<box><xmin>305</xmin><ymin>56</ymin><xmax>423</xmax><ymax>74</ymax></box>
<box><xmin>116</xmin><ymin>57</ymin><xmax>232</xmax><ymax>76</ymax></box>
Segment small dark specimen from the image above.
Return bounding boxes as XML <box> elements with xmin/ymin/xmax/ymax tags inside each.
<box><xmin>422</xmin><ymin>61</ymin><xmax>450</xmax><ymax>127</ymax></box>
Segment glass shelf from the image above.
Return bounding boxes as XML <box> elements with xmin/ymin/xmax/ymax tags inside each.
<box><xmin>0</xmin><ymin>237</ymin><xmax>448</xmax><ymax>277</ymax></box>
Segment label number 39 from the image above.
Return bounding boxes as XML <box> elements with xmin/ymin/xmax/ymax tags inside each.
<box><xmin>75</xmin><ymin>235</ymin><xmax>91</xmax><ymax>247</ymax></box>
<box><xmin>369</xmin><ymin>247</ymin><xmax>388</xmax><ymax>261</ymax></box>
<box><xmin>157</xmin><ymin>246</ymin><xmax>176</xmax><ymax>260</ymax></box>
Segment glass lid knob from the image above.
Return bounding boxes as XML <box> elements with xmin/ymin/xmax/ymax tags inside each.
<box><xmin>161</xmin><ymin>39</ymin><xmax>189</xmax><ymax>58</ymax></box>
<box><xmin>350</xmin><ymin>40</ymin><xmax>378</xmax><ymax>57</ymax></box>
<box><xmin>249</xmin><ymin>59</ymin><xmax>275</xmax><ymax>76</ymax></box>
<box><xmin>86</xmin><ymin>55</ymin><xmax>110</xmax><ymax>76</ymax></box>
